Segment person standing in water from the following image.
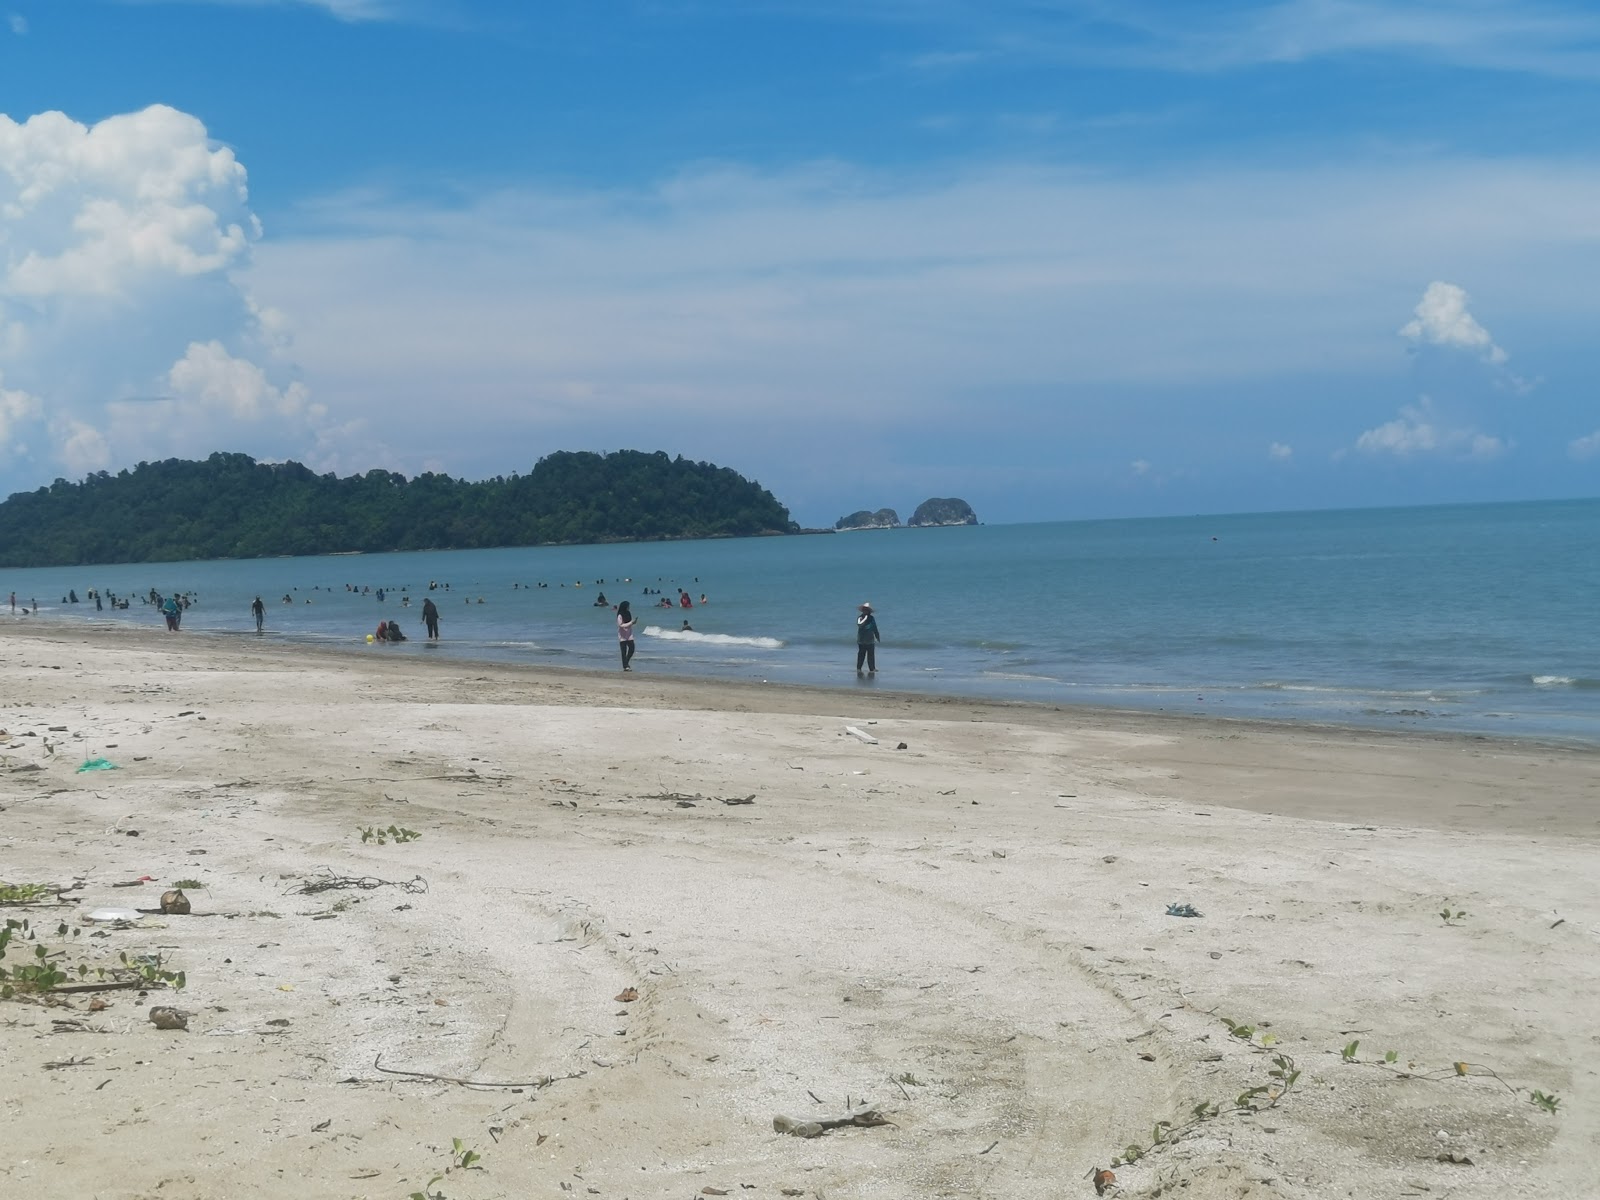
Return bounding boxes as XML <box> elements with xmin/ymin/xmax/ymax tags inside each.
<box><xmin>855</xmin><ymin>602</ymin><xmax>880</xmax><ymax>674</ymax></box>
<box><xmin>617</xmin><ymin>600</ymin><xmax>637</xmax><ymax>671</ymax></box>
<box><xmin>422</xmin><ymin>596</ymin><xmax>440</xmax><ymax>640</ymax></box>
<box><xmin>251</xmin><ymin>595</ymin><xmax>266</xmax><ymax>632</ymax></box>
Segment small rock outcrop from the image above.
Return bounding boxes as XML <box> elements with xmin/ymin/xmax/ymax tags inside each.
<box><xmin>908</xmin><ymin>497</ymin><xmax>977</xmax><ymax>527</ymax></box>
<box><xmin>835</xmin><ymin>508</ymin><xmax>902</xmax><ymax>531</ymax></box>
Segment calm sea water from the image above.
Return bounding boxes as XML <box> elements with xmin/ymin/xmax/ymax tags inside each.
<box><xmin>5</xmin><ymin>498</ymin><xmax>1598</xmax><ymax>743</ymax></box>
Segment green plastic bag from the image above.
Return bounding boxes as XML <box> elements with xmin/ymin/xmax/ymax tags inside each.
<box><xmin>76</xmin><ymin>758</ymin><xmax>120</xmax><ymax>773</ymax></box>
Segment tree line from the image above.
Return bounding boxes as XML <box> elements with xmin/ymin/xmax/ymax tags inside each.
<box><xmin>0</xmin><ymin>450</ymin><xmax>799</xmax><ymax>566</ymax></box>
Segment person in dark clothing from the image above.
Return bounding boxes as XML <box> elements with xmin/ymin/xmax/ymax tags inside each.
<box><xmin>855</xmin><ymin>602</ymin><xmax>880</xmax><ymax>673</ymax></box>
<box><xmin>422</xmin><ymin>597</ymin><xmax>440</xmax><ymax>640</ymax></box>
<box><xmin>251</xmin><ymin>595</ymin><xmax>266</xmax><ymax>632</ymax></box>
<box><xmin>617</xmin><ymin>601</ymin><xmax>637</xmax><ymax>671</ymax></box>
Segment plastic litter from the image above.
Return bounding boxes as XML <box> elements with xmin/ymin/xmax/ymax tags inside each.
<box><xmin>85</xmin><ymin>908</ymin><xmax>141</xmax><ymax>923</ymax></box>
<box><xmin>1165</xmin><ymin>902</ymin><xmax>1204</xmax><ymax>918</ymax></box>
<box><xmin>76</xmin><ymin>758</ymin><xmax>120</xmax><ymax>773</ymax></box>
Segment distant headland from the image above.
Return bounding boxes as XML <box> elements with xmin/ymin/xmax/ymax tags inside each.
<box><xmin>835</xmin><ymin>497</ymin><xmax>978</xmax><ymax>531</ymax></box>
<box><xmin>0</xmin><ymin>450</ymin><xmax>798</xmax><ymax>568</ymax></box>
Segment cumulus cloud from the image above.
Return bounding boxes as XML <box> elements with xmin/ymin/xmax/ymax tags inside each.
<box><xmin>1354</xmin><ymin>398</ymin><xmax>1505</xmax><ymax>460</ymax></box>
<box><xmin>7</xmin><ymin>13</ymin><xmax>26</xmax><ymax>35</ymax></box>
<box><xmin>0</xmin><ymin>105</ymin><xmax>339</xmax><ymax>480</ymax></box>
<box><xmin>1267</xmin><ymin>441</ymin><xmax>1293</xmax><ymax>461</ymax></box>
<box><xmin>1130</xmin><ymin>458</ymin><xmax>1152</xmax><ymax>475</ymax></box>
<box><xmin>1570</xmin><ymin>430</ymin><xmax>1600</xmax><ymax>460</ymax></box>
<box><xmin>1399</xmin><ymin>281</ymin><xmax>1507</xmax><ymax>363</ymax></box>
<box><xmin>0</xmin><ymin>372</ymin><xmax>42</xmax><ymax>447</ymax></box>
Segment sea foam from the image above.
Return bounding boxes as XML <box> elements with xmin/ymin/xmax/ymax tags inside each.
<box><xmin>644</xmin><ymin>626</ymin><xmax>784</xmax><ymax>650</ymax></box>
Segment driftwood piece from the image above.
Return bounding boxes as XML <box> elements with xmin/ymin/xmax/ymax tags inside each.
<box><xmin>844</xmin><ymin>726</ymin><xmax>879</xmax><ymax>744</ymax></box>
<box><xmin>370</xmin><ymin>1054</ymin><xmax>585</xmax><ymax>1091</ymax></box>
<box><xmin>773</xmin><ymin>1099</ymin><xmax>891</xmax><ymax>1138</ymax></box>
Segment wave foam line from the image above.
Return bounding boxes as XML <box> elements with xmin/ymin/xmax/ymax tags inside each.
<box><xmin>644</xmin><ymin>627</ymin><xmax>784</xmax><ymax>649</ymax></box>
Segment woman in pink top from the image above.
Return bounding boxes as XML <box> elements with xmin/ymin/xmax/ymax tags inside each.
<box><xmin>616</xmin><ymin>601</ymin><xmax>637</xmax><ymax>671</ymax></box>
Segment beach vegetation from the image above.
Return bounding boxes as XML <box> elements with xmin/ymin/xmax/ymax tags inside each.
<box><xmin>1</xmin><ymin>918</ymin><xmax>185</xmax><ymax>998</ymax></box>
<box><xmin>360</xmin><ymin>824</ymin><xmax>422</xmax><ymax>845</ymax></box>
<box><xmin>0</xmin><ymin>449</ymin><xmax>799</xmax><ymax>566</ymax></box>
<box><xmin>407</xmin><ymin>1137</ymin><xmax>483</xmax><ymax>1199</ymax></box>
<box><xmin>1438</xmin><ymin>905</ymin><xmax>1468</xmax><ymax>925</ymax></box>
<box><xmin>172</xmin><ymin>878</ymin><xmax>205</xmax><ymax>890</ymax></box>
<box><xmin>1531</xmin><ymin>1089</ymin><xmax>1561</xmax><ymax>1114</ymax></box>
<box><xmin>0</xmin><ymin>882</ymin><xmax>55</xmax><ymax>904</ymax></box>
<box><xmin>1338</xmin><ymin>1035</ymin><xmax>1563</xmax><ymax>1116</ymax></box>
<box><xmin>1100</xmin><ymin>1022</ymin><xmax>1302</xmax><ymax>1178</ymax></box>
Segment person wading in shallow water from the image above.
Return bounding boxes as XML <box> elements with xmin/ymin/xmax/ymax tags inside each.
<box><xmin>251</xmin><ymin>595</ymin><xmax>266</xmax><ymax>632</ymax></box>
<box><xmin>422</xmin><ymin>596</ymin><xmax>440</xmax><ymax>640</ymax></box>
<box><xmin>617</xmin><ymin>600</ymin><xmax>637</xmax><ymax>671</ymax></box>
<box><xmin>855</xmin><ymin>602</ymin><xmax>880</xmax><ymax>674</ymax></box>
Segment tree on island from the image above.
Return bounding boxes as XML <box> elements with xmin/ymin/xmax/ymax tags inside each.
<box><xmin>0</xmin><ymin>450</ymin><xmax>798</xmax><ymax>567</ymax></box>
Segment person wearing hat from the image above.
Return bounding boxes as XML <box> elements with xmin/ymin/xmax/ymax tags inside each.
<box><xmin>855</xmin><ymin>602</ymin><xmax>881</xmax><ymax>674</ymax></box>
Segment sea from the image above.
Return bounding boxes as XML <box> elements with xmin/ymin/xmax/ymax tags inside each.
<box><xmin>4</xmin><ymin>497</ymin><xmax>1597</xmax><ymax>744</ymax></box>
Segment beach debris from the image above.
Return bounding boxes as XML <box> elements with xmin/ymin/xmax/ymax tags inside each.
<box><xmin>75</xmin><ymin>758</ymin><xmax>120</xmax><ymax>773</ymax></box>
<box><xmin>773</xmin><ymin>1099</ymin><xmax>891</xmax><ymax>1138</ymax></box>
<box><xmin>43</xmin><ymin>1055</ymin><xmax>94</xmax><ymax>1070</ymax></box>
<box><xmin>1166</xmin><ymin>903</ymin><xmax>1203</xmax><ymax>918</ymax></box>
<box><xmin>84</xmin><ymin>907</ymin><xmax>141</xmax><ymax>923</ymax></box>
<box><xmin>895</xmin><ymin>742</ymin><xmax>908</xmax><ymax>750</ymax></box>
<box><xmin>1092</xmin><ymin>1167</ymin><xmax>1118</xmax><ymax>1195</ymax></box>
<box><xmin>287</xmin><ymin>869</ymin><xmax>428</xmax><ymax>896</ymax></box>
<box><xmin>159</xmin><ymin>889</ymin><xmax>191</xmax><ymax>915</ymax></box>
<box><xmin>148</xmin><ymin>1005</ymin><xmax>190</xmax><ymax>1031</ymax></box>
<box><xmin>844</xmin><ymin>725</ymin><xmax>879</xmax><ymax>744</ymax></box>
<box><xmin>615</xmin><ymin>987</ymin><xmax>639</xmax><ymax>1003</ymax></box>
<box><xmin>371</xmin><ymin>1053</ymin><xmax>586</xmax><ymax>1091</ymax></box>
<box><xmin>643</xmin><ymin>790</ymin><xmax>754</xmax><ymax>807</ymax></box>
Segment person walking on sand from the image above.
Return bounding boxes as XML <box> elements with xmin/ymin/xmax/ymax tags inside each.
<box><xmin>855</xmin><ymin>602</ymin><xmax>880</xmax><ymax>674</ymax></box>
<box><xmin>251</xmin><ymin>595</ymin><xmax>266</xmax><ymax>633</ymax></box>
<box><xmin>617</xmin><ymin>600</ymin><xmax>637</xmax><ymax>671</ymax></box>
<box><xmin>422</xmin><ymin>596</ymin><xmax>440</xmax><ymax>640</ymax></box>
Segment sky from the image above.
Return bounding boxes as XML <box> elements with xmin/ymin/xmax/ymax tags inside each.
<box><xmin>1</xmin><ymin>0</ymin><xmax>1598</xmax><ymax>527</ymax></box>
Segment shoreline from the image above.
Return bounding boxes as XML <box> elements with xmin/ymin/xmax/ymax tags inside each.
<box><xmin>11</xmin><ymin>611</ymin><xmax>1600</xmax><ymax>760</ymax></box>
<box><xmin>2</xmin><ymin>622</ymin><xmax>1597</xmax><ymax>1199</ymax></box>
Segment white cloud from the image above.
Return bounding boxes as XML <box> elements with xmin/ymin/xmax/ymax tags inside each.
<box><xmin>0</xmin><ymin>372</ymin><xmax>42</xmax><ymax>449</ymax></box>
<box><xmin>0</xmin><ymin>105</ymin><xmax>343</xmax><ymax>480</ymax></box>
<box><xmin>1130</xmin><ymin>458</ymin><xmax>1152</xmax><ymax>475</ymax></box>
<box><xmin>7</xmin><ymin>13</ymin><xmax>26</xmax><ymax>35</ymax></box>
<box><xmin>244</xmin><ymin>152</ymin><xmax>1600</xmax><ymax>501</ymax></box>
<box><xmin>1354</xmin><ymin>398</ymin><xmax>1505</xmax><ymax>460</ymax></box>
<box><xmin>1570</xmin><ymin>430</ymin><xmax>1600</xmax><ymax>460</ymax></box>
<box><xmin>1399</xmin><ymin>281</ymin><xmax>1507</xmax><ymax>363</ymax></box>
<box><xmin>167</xmin><ymin>340</ymin><xmax>312</xmax><ymax>421</ymax></box>
<box><xmin>52</xmin><ymin>418</ymin><xmax>110</xmax><ymax>475</ymax></box>
<box><xmin>136</xmin><ymin>0</ymin><xmax>411</xmax><ymax>21</ymax></box>
<box><xmin>1267</xmin><ymin>441</ymin><xmax>1293</xmax><ymax>461</ymax></box>
<box><xmin>855</xmin><ymin>0</ymin><xmax>1600</xmax><ymax>80</ymax></box>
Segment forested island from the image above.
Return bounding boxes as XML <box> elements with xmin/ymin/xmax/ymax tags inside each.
<box><xmin>835</xmin><ymin>497</ymin><xmax>978</xmax><ymax>530</ymax></box>
<box><xmin>0</xmin><ymin>450</ymin><xmax>798</xmax><ymax>567</ymax></box>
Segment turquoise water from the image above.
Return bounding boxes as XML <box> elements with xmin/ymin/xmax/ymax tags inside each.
<box><xmin>5</xmin><ymin>497</ymin><xmax>1598</xmax><ymax>742</ymax></box>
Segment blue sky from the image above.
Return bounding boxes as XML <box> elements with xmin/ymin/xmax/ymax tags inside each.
<box><xmin>1</xmin><ymin>0</ymin><xmax>1598</xmax><ymax>525</ymax></box>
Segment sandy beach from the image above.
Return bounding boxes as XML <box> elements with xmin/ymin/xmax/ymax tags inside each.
<box><xmin>1</xmin><ymin>620</ymin><xmax>1596</xmax><ymax>1200</ymax></box>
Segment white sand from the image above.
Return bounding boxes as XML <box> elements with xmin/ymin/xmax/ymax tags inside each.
<box><xmin>1</xmin><ymin>621</ymin><xmax>1596</xmax><ymax>1199</ymax></box>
